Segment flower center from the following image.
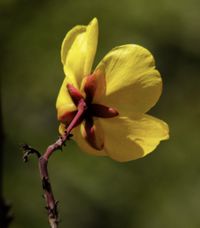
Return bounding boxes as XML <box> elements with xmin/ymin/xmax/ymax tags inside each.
<box><xmin>63</xmin><ymin>74</ymin><xmax>119</xmax><ymax>150</ymax></box>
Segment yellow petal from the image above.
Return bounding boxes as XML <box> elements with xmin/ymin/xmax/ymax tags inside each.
<box><xmin>125</xmin><ymin>114</ymin><xmax>169</xmax><ymax>156</ymax></box>
<box><xmin>60</xmin><ymin>114</ymin><xmax>168</xmax><ymax>162</ymax></box>
<box><xmin>98</xmin><ymin>115</ymin><xmax>169</xmax><ymax>161</ymax></box>
<box><xmin>56</xmin><ymin>76</ymin><xmax>77</xmax><ymax>121</ymax></box>
<box><xmin>92</xmin><ymin>69</ymin><xmax>106</xmax><ymax>103</ymax></box>
<box><xmin>72</xmin><ymin>117</ymin><xmax>143</xmax><ymax>161</ymax></box>
<box><xmin>99</xmin><ymin>117</ymin><xmax>144</xmax><ymax>162</ymax></box>
<box><xmin>96</xmin><ymin>44</ymin><xmax>162</xmax><ymax>117</ymax></box>
<box><xmin>61</xmin><ymin>18</ymin><xmax>98</xmax><ymax>88</ymax></box>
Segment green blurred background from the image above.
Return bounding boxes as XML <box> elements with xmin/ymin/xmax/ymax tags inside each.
<box><xmin>1</xmin><ymin>0</ymin><xmax>200</xmax><ymax>227</ymax></box>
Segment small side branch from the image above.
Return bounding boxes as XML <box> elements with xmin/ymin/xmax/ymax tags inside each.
<box><xmin>21</xmin><ymin>144</ymin><xmax>41</xmax><ymax>162</ymax></box>
<box><xmin>21</xmin><ymin>134</ymin><xmax>73</xmax><ymax>228</ymax></box>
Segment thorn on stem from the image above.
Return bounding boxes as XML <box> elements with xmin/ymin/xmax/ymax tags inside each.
<box><xmin>49</xmin><ymin>204</ymin><xmax>59</xmax><ymax>221</ymax></box>
<box><xmin>45</xmin><ymin>205</ymin><xmax>59</xmax><ymax>224</ymax></box>
<box><xmin>42</xmin><ymin>177</ymin><xmax>51</xmax><ymax>192</ymax></box>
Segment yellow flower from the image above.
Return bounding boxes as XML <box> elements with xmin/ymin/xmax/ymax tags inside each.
<box><xmin>56</xmin><ymin>18</ymin><xmax>169</xmax><ymax>162</ymax></box>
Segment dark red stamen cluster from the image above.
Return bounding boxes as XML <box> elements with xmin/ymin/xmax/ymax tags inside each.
<box><xmin>63</xmin><ymin>74</ymin><xmax>119</xmax><ymax>150</ymax></box>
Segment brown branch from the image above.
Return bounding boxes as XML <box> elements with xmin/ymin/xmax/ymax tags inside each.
<box><xmin>22</xmin><ymin>99</ymin><xmax>86</xmax><ymax>228</ymax></box>
<box><xmin>0</xmin><ymin>87</ymin><xmax>13</xmax><ymax>227</ymax></box>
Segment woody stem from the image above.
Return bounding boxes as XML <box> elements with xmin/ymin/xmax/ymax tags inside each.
<box><xmin>39</xmin><ymin>98</ymin><xmax>86</xmax><ymax>228</ymax></box>
<box><xmin>23</xmin><ymin>99</ymin><xmax>86</xmax><ymax>228</ymax></box>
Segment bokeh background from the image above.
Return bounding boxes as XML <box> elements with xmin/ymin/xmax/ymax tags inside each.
<box><xmin>1</xmin><ymin>0</ymin><xmax>200</xmax><ymax>227</ymax></box>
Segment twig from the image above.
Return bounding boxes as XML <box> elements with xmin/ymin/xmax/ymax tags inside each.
<box><xmin>22</xmin><ymin>144</ymin><xmax>41</xmax><ymax>162</ymax></box>
<box><xmin>21</xmin><ymin>99</ymin><xmax>86</xmax><ymax>228</ymax></box>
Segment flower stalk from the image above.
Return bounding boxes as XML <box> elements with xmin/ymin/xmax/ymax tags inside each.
<box><xmin>22</xmin><ymin>99</ymin><xmax>87</xmax><ymax>228</ymax></box>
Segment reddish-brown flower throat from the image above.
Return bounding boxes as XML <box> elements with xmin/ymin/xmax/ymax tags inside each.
<box><xmin>59</xmin><ymin>74</ymin><xmax>119</xmax><ymax>150</ymax></box>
